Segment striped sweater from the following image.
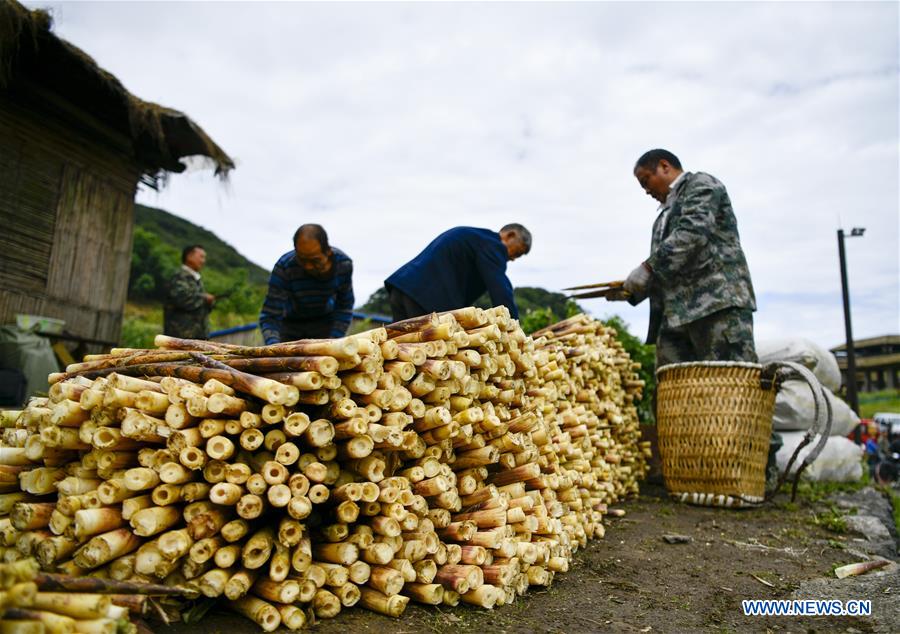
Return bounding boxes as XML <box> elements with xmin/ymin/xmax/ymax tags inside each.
<box><xmin>259</xmin><ymin>248</ymin><xmax>354</xmax><ymax>344</ymax></box>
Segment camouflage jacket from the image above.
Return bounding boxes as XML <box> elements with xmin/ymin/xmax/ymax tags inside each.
<box><xmin>631</xmin><ymin>172</ymin><xmax>756</xmax><ymax>344</ymax></box>
<box><xmin>163</xmin><ymin>266</ymin><xmax>210</xmax><ymax>339</ymax></box>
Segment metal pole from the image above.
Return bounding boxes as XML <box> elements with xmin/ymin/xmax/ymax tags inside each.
<box><xmin>837</xmin><ymin>229</ymin><xmax>860</xmax><ymax>415</ymax></box>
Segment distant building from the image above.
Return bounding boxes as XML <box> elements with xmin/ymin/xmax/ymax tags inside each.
<box><xmin>831</xmin><ymin>335</ymin><xmax>900</xmax><ymax>393</ymax></box>
<box><xmin>0</xmin><ymin>1</ymin><xmax>233</xmax><ymax>350</ymax></box>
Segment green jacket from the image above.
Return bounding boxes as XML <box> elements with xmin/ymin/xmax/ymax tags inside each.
<box><xmin>163</xmin><ymin>266</ymin><xmax>210</xmax><ymax>339</ymax></box>
<box><xmin>632</xmin><ymin>171</ymin><xmax>756</xmax><ymax>344</ymax></box>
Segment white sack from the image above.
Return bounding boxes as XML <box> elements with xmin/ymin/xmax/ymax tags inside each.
<box><xmin>773</xmin><ymin>381</ymin><xmax>859</xmax><ymax>436</ymax></box>
<box><xmin>757</xmin><ymin>338</ymin><xmax>842</xmax><ymax>392</ymax></box>
<box><xmin>776</xmin><ymin>431</ymin><xmax>863</xmax><ymax>483</ymax></box>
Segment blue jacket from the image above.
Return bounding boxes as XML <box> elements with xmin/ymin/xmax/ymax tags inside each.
<box><xmin>259</xmin><ymin>248</ymin><xmax>354</xmax><ymax>344</ymax></box>
<box><xmin>385</xmin><ymin>227</ymin><xmax>518</xmax><ymax>318</ymax></box>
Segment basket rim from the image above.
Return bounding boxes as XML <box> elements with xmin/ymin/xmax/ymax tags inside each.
<box><xmin>656</xmin><ymin>360</ymin><xmax>763</xmax><ymax>378</ymax></box>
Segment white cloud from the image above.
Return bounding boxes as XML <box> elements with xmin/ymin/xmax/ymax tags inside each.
<box><xmin>29</xmin><ymin>0</ymin><xmax>899</xmax><ymax>350</ymax></box>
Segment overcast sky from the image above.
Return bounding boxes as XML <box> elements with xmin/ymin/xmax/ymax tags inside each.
<box><xmin>32</xmin><ymin>1</ymin><xmax>899</xmax><ymax>348</ymax></box>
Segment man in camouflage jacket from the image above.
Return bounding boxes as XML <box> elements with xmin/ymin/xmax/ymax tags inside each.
<box><xmin>612</xmin><ymin>149</ymin><xmax>757</xmax><ymax>368</ymax></box>
<box><xmin>612</xmin><ymin>151</ymin><xmax>780</xmax><ymax>485</ymax></box>
<box><xmin>163</xmin><ymin>245</ymin><xmax>215</xmax><ymax>339</ymax></box>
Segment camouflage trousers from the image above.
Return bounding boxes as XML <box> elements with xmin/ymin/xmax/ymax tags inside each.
<box><xmin>163</xmin><ymin>311</ymin><xmax>209</xmax><ymax>340</ymax></box>
<box><xmin>656</xmin><ymin>307</ymin><xmax>757</xmax><ymax>369</ymax></box>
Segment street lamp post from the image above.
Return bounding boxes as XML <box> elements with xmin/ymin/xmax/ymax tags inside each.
<box><xmin>837</xmin><ymin>227</ymin><xmax>864</xmax><ymax>416</ymax></box>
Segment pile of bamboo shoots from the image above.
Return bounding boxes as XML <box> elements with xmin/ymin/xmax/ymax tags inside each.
<box><xmin>0</xmin><ymin>309</ymin><xmax>649</xmax><ymax>631</ymax></box>
<box><xmin>0</xmin><ymin>556</ymin><xmax>195</xmax><ymax>633</ymax></box>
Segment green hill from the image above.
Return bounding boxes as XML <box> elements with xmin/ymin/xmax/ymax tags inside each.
<box><xmin>123</xmin><ymin>205</ymin><xmax>270</xmax><ymax>348</ymax></box>
<box><xmin>132</xmin><ymin>204</ymin><xmax>269</xmax><ymax>290</ymax></box>
<box><xmin>129</xmin><ymin>204</ymin><xmax>269</xmax><ymax>314</ymax></box>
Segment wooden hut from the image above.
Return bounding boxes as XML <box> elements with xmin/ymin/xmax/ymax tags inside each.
<box><xmin>0</xmin><ymin>0</ymin><xmax>233</xmax><ymax>349</ymax></box>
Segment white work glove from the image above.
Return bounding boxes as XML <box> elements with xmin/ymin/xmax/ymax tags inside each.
<box><xmin>623</xmin><ymin>262</ymin><xmax>652</xmax><ymax>295</ymax></box>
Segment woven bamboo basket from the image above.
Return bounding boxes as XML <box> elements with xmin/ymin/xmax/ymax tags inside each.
<box><xmin>656</xmin><ymin>361</ymin><xmax>778</xmax><ymax>507</ymax></box>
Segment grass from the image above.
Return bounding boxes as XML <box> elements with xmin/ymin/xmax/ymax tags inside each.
<box><xmin>749</xmin><ymin>570</ymin><xmax>779</xmax><ymax>586</ymax></box>
<box><xmin>785</xmin><ymin>468</ymin><xmax>900</xmax><ymax>538</ymax></box>
<box><xmin>121</xmin><ymin>302</ymin><xmax>260</xmax><ymax>348</ymax></box>
<box><xmin>858</xmin><ymin>389</ymin><xmax>900</xmax><ymax>418</ymax></box>
<box><xmin>121</xmin><ymin>303</ymin><xmax>383</xmax><ymax>349</ymax></box>
<box><xmin>810</xmin><ymin>505</ymin><xmax>849</xmax><ymax>533</ymax></box>
<box><xmin>788</xmin><ymin>473</ymin><xmax>871</xmax><ymax>534</ymax></box>
<box><xmin>348</xmin><ymin>318</ymin><xmax>377</xmax><ymax>336</ymax></box>
<box><xmin>876</xmin><ymin>484</ymin><xmax>900</xmax><ymax>534</ymax></box>
<box><xmin>792</xmin><ymin>471</ymin><xmax>869</xmax><ymax>505</ymax></box>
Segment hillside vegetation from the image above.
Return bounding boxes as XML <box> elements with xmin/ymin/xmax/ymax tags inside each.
<box><xmin>123</xmin><ymin>207</ymin><xmax>656</xmax><ymax>420</ymax></box>
<box><xmin>859</xmin><ymin>390</ymin><xmax>900</xmax><ymax>418</ymax></box>
<box><xmin>130</xmin><ymin>204</ymin><xmax>269</xmax><ymax>299</ymax></box>
<box><xmin>124</xmin><ymin>205</ymin><xmax>271</xmax><ymax>348</ymax></box>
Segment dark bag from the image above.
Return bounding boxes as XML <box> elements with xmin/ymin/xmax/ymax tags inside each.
<box><xmin>0</xmin><ymin>368</ymin><xmax>27</xmax><ymax>406</ymax></box>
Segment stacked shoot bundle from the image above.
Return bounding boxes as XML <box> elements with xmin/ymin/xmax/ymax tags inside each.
<box><xmin>0</xmin><ymin>309</ymin><xmax>650</xmax><ymax>631</ymax></box>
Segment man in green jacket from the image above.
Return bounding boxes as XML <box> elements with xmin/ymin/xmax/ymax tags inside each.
<box><xmin>611</xmin><ymin>149</ymin><xmax>757</xmax><ymax>367</ymax></box>
<box><xmin>163</xmin><ymin>244</ymin><xmax>215</xmax><ymax>339</ymax></box>
<box><xmin>612</xmin><ymin>150</ymin><xmax>780</xmax><ymax>486</ymax></box>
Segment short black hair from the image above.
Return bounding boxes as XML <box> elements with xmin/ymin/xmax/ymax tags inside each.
<box><xmin>500</xmin><ymin>223</ymin><xmax>532</xmax><ymax>254</ymax></box>
<box><xmin>181</xmin><ymin>244</ymin><xmax>204</xmax><ymax>263</ymax></box>
<box><xmin>876</xmin><ymin>460</ymin><xmax>898</xmax><ymax>484</ymax></box>
<box><xmin>293</xmin><ymin>224</ymin><xmax>330</xmax><ymax>252</ymax></box>
<box><xmin>635</xmin><ymin>149</ymin><xmax>682</xmax><ymax>171</ymax></box>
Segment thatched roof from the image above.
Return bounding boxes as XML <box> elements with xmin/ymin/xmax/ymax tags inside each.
<box><xmin>0</xmin><ymin>0</ymin><xmax>234</xmax><ymax>186</ymax></box>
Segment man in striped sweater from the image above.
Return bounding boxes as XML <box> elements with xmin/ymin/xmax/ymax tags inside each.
<box><xmin>259</xmin><ymin>224</ymin><xmax>354</xmax><ymax>344</ymax></box>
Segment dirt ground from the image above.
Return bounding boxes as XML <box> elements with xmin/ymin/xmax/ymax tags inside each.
<box><xmin>163</xmin><ymin>482</ymin><xmax>898</xmax><ymax>634</ymax></box>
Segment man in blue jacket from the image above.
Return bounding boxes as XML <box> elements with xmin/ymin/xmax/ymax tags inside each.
<box><xmin>259</xmin><ymin>224</ymin><xmax>354</xmax><ymax>344</ymax></box>
<box><xmin>384</xmin><ymin>224</ymin><xmax>531</xmax><ymax>321</ymax></box>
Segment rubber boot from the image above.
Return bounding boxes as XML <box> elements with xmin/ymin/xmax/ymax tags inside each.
<box><xmin>765</xmin><ymin>431</ymin><xmax>783</xmax><ymax>492</ymax></box>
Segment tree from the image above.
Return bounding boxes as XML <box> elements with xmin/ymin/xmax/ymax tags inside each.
<box><xmin>359</xmin><ymin>287</ymin><xmax>391</xmax><ymax>316</ymax></box>
<box><xmin>128</xmin><ymin>226</ymin><xmax>180</xmax><ymax>301</ymax></box>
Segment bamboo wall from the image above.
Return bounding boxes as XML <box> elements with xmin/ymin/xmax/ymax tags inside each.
<box><xmin>0</xmin><ymin>88</ymin><xmax>140</xmax><ymax>348</ymax></box>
